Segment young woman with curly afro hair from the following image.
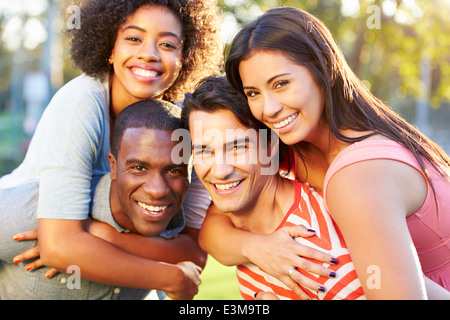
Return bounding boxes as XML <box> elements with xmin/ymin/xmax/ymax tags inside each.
<box><xmin>69</xmin><ymin>0</ymin><xmax>222</xmax><ymax>104</ymax></box>
<box><xmin>0</xmin><ymin>0</ymin><xmax>222</xmax><ymax>299</ymax></box>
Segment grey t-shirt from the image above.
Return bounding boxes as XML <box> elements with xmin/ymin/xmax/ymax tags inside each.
<box><xmin>0</xmin><ymin>174</ymin><xmax>182</xmax><ymax>300</ymax></box>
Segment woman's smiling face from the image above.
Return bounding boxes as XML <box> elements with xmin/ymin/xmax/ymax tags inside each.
<box><xmin>110</xmin><ymin>4</ymin><xmax>183</xmax><ymax>112</ymax></box>
<box><xmin>239</xmin><ymin>50</ymin><xmax>325</xmax><ymax>146</ymax></box>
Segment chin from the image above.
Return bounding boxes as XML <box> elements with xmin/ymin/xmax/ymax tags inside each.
<box><xmin>138</xmin><ymin>225</ymin><xmax>166</xmax><ymax>237</ymax></box>
<box><xmin>280</xmin><ymin>132</ymin><xmax>303</xmax><ymax>146</ymax></box>
<box><xmin>215</xmin><ymin>203</ymin><xmax>240</xmax><ymax>214</ymax></box>
<box><xmin>132</xmin><ymin>91</ymin><xmax>160</xmax><ymax>100</ymax></box>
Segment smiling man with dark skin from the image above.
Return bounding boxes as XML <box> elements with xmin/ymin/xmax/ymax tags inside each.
<box><xmin>0</xmin><ymin>100</ymin><xmax>203</xmax><ymax>300</ymax></box>
<box><xmin>107</xmin><ymin>105</ymin><xmax>189</xmax><ymax>237</ymax></box>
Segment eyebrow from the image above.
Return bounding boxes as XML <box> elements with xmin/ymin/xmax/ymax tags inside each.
<box><xmin>225</xmin><ymin>137</ymin><xmax>250</xmax><ymax>149</ymax></box>
<box><xmin>165</xmin><ymin>163</ymin><xmax>187</xmax><ymax>170</ymax></box>
<box><xmin>125</xmin><ymin>158</ymin><xmax>149</xmax><ymax>167</ymax></box>
<box><xmin>242</xmin><ymin>73</ymin><xmax>291</xmax><ymax>90</ymax></box>
<box><xmin>192</xmin><ymin>137</ymin><xmax>251</xmax><ymax>151</ymax></box>
<box><xmin>121</xmin><ymin>25</ymin><xmax>182</xmax><ymax>42</ymax></box>
<box><xmin>125</xmin><ymin>158</ymin><xmax>185</xmax><ymax>168</ymax></box>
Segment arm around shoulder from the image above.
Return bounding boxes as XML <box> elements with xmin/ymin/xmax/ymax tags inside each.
<box><xmin>198</xmin><ymin>204</ymin><xmax>257</xmax><ymax>266</ymax></box>
<box><xmin>38</xmin><ymin>218</ymin><xmax>201</xmax><ymax>299</ymax></box>
<box><xmin>88</xmin><ymin>220</ymin><xmax>207</xmax><ymax>269</ymax></box>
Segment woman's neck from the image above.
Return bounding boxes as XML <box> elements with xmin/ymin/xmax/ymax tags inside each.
<box><xmin>110</xmin><ymin>83</ymin><xmax>138</xmax><ymax>119</ymax></box>
<box><xmin>294</xmin><ymin>125</ymin><xmax>352</xmax><ymax>190</ymax></box>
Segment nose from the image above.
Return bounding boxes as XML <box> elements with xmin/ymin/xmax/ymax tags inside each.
<box><xmin>262</xmin><ymin>93</ymin><xmax>283</xmax><ymax>119</ymax></box>
<box><xmin>137</xmin><ymin>41</ymin><xmax>160</xmax><ymax>62</ymax></box>
<box><xmin>210</xmin><ymin>151</ymin><xmax>235</xmax><ymax>180</ymax></box>
<box><xmin>142</xmin><ymin>172</ymin><xmax>170</xmax><ymax>199</ymax></box>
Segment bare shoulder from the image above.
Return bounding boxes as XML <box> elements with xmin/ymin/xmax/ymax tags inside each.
<box><xmin>327</xmin><ymin>157</ymin><xmax>427</xmax><ymax>218</ymax></box>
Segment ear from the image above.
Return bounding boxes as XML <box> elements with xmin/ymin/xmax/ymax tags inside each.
<box><xmin>108</xmin><ymin>152</ymin><xmax>117</xmax><ymax>181</ymax></box>
<box><xmin>109</xmin><ymin>49</ymin><xmax>114</xmax><ymax>65</ymax></box>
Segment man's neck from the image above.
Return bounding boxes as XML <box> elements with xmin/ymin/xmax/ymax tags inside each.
<box><xmin>228</xmin><ymin>174</ymin><xmax>295</xmax><ymax>235</ymax></box>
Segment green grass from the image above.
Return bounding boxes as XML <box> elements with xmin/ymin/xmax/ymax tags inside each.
<box><xmin>194</xmin><ymin>255</ymin><xmax>241</xmax><ymax>300</ymax></box>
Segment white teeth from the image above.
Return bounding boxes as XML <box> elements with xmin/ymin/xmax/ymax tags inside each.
<box><xmin>132</xmin><ymin>68</ymin><xmax>158</xmax><ymax>78</ymax></box>
<box><xmin>138</xmin><ymin>202</ymin><xmax>167</xmax><ymax>215</ymax></box>
<box><xmin>215</xmin><ymin>181</ymin><xmax>240</xmax><ymax>191</ymax></box>
<box><xmin>273</xmin><ymin>113</ymin><xmax>299</xmax><ymax>129</ymax></box>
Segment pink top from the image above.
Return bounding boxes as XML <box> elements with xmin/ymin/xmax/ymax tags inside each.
<box><xmin>323</xmin><ymin>140</ymin><xmax>450</xmax><ymax>290</ymax></box>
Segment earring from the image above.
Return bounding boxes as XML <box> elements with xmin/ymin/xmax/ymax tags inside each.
<box><xmin>108</xmin><ymin>58</ymin><xmax>113</xmax><ymax>64</ymax></box>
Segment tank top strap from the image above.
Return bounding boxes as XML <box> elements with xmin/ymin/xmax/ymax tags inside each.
<box><xmin>323</xmin><ymin>140</ymin><xmax>427</xmax><ymax>210</ymax></box>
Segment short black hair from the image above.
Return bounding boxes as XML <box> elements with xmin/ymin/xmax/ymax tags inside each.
<box><xmin>181</xmin><ymin>75</ymin><xmax>266</xmax><ymax>132</ymax></box>
<box><xmin>111</xmin><ymin>99</ymin><xmax>182</xmax><ymax>158</ymax></box>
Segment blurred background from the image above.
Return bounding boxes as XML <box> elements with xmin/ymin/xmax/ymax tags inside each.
<box><xmin>0</xmin><ymin>0</ymin><xmax>449</xmax><ymax>175</ymax></box>
<box><xmin>0</xmin><ymin>0</ymin><xmax>449</xmax><ymax>300</ymax></box>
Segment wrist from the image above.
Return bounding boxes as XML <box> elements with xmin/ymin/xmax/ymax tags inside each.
<box><xmin>159</xmin><ymin>263</ymin><xmax>183</xmax><ymax>292</ymax></box>
<box><xmin>240</xmin><ymin>233</ymin><xmax>263</xmax><ymax>264</ymax></box>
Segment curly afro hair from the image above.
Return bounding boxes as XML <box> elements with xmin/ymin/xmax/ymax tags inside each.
<box><xmin>68</xmin><ymin>0</ymin><xmax>223</xmax><ymax>102</ymax></box>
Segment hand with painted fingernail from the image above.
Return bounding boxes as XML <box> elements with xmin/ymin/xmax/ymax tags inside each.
<box><xmin>243</xmin><ymin>225</ymin><xmax>339</xmax><ymax>300</ymax></box>
<box><xmin>12</xmin><ymin>230</ymin><xmax>59</xmax><ymax>278</ymax></box>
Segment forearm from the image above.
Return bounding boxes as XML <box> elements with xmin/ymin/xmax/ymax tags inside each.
<box><xmin>38</xmin><ymin>219</ymin><xmax>184</xmax><ymax>292</ymax></box>
<box><xmin>91</xmin><ymin>223</ymin><xmax>207</xmax><ymax>269</ymax></box>
<box><xmin>198</xmin><ymin>206</ymin><xmax>259</xmax><ymax>266</ymax></box>
<box><xmin>198</xmin><ymin>205</ymin><xmax>337</xmax><ymax>300</ymax></box>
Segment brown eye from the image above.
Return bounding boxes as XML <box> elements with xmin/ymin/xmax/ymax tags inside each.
<box><xmin>274</xmin><ymin>80</ymin><xmax>289</xmax><ymax>89</ymax></box>
<box><xmin>245</xmin><ymin>90</ymin><xmax>258</xmax><ymax>98</ymax></box>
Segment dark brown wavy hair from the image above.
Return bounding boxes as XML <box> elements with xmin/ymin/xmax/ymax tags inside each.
<box><xmin>181</xmin><ymin>75</ymin><xmax>288</xmax><ymax>169</ymax></box>
<box><xmin>225</xmin><ymin>6</ymin><xmax>450</xmax><ymax>181</ymax></box>
<box><xmin>67</xmin><ymin>0</ymin><xmax>223</xmax><ymax>102</ymax></box>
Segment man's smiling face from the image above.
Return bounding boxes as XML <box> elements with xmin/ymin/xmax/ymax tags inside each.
<box><xmin>190</xmin><ymin>109</ymin><xmax>272</xmax><ymax>214</ymax></box>
<box><xmin>109</xmin><ymin>127</ymin><xmax>189</xmax><ymax>236</ymax></box>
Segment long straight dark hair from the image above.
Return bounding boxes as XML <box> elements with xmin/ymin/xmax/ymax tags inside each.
<box><xmin>225</xmin><ymin>6</ymin><xmax>450</xmax><ymax>181</ymax></box>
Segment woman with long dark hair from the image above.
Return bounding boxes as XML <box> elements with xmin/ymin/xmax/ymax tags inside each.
<box><xmin>200</xmin><ymin>6</ymin><xmax>450</xmax><ymax>299</ymax></box>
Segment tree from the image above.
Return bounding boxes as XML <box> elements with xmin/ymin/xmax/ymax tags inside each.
<box><xmin>219</xmin><ymin>0</ymin><xmax>450</xmax><ymax>107</ymax></box>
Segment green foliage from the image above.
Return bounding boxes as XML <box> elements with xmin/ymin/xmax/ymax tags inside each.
<box><xmin>218</xmin><ymin>0</ymin><xmax>450</xmax><ymax>108</ymax></box>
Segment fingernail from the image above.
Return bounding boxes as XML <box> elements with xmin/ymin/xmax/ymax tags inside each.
<box><xmin>318</xmin><ymin>286</ymin><xmax>326</xmax><ymax>292</ymax></box>
<box><xmin>13</xmin><ymin>257</ymin><xmax>20</xmax><ymax>264</ymax></box>
<box><xmin>25</xmin><ymin>265</ymin><xmax>31</xmax><ymax>271</ymax></box>
<box><xmin>330</xmin><ymin>258</ymin><xmax>338</xmax><ymax>264</ymax></box>
<box><xmin>329</xmin><ymin>271</ymin><xmax>336</xmax><ymax>278</ymax></box>
<box><xmin>254</xmin><ymin>292</ymin><xmax>260</xmax><ymax>299</ymax></box>
<box><xmin>45</xmin><ymin>273</ymin><xmax>52</xmax><ymax>278</ymax></box>
<box><xmin>307</xmin><ymin>229</ymin><xmax>316</xmax><ymax>233</ymax></box>
<box><xmin>13</xmin><ymin>235</ymin><xmax>20</xmax><ymax>241</ymax></box>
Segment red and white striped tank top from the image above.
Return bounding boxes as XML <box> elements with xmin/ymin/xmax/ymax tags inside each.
<box><xmin>236</xmin><ymin>180</ymin><xmax>365</xmax><ymax>300</ymax></box>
